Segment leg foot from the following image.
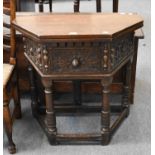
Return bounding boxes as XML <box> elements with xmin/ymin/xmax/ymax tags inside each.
<box><xmin>3</xmin><ymin>99</ymin><xmax>16</xmax><ymax>154</ymax></box>
<box><xmin>47</xmin><ymin>134</ymin><xmax>57</xmax><ymax>145</ymax></box>
<box><xmin>8</xmin><ymin>143</ymin><xmax>16</xmax><ymax>154</ymax></box>
<box><xmin>101</xmin><ymin>131</ymin><xmax>110</xmax><ymax>145</ymax></box>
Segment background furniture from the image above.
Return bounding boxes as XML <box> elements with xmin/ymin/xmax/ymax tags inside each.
<box><xmin>74</xmin><ymin>0</ymin><xmax>118</xmax><ymax>12</ymax></box>
<box><xmin>3</xmin><ymin>0</ymin><xmax>35</xmax><ymax>11</ymax></box>
<box><xmin>3</xmin><ymin>0</ymin><xmax>22</xmax><ymax>153</ymax></box>
<box><xmin>37</xmin><ymin>0</ymin><xmax>52</xmax><ymax>12</ymax></box>
<box><xmin>13</xmin><ymin>13</ymin><xmax>143</xmax><ymax>144</ymax></box>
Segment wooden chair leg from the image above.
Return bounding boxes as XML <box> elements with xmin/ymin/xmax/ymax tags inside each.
<box><xmin>3</xmin><ymin>100</ymin><xmax>16</xmax><ymax>154</ymax></box>
<box><xmin>49</xmin><ymin>0</ymin><xmax>52</xmax><ymax>12</ymax></box>
<box><xmin>39</xmin><ymin>0</ymin><xmax>43</xmax><ymax>12</ymax></box>
<box><xmin>113</xmin><ymin>0</ymin><xmax>119</xmax><ymax>12</ymax></box>
<box><xmin>12</xmin><ymin>71</ymin><xmax>22</xmax><ymax>119</ymax></box>
<box><xmin>96</xmin><ymin>0</ymin><xmax>101</xmax><ymax>12</ymax></box>
<box><xmin>74</xmin><ymin>0</ymin><xmax>80</xmax><ymax>12</ymax></box>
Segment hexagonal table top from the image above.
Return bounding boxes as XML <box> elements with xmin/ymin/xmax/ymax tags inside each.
<box><xmin>13</xmin><ymin>13</ymin><xmax>143</xmax><ymax>40</ymax></box>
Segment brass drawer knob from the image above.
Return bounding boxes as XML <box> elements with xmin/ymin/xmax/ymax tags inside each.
<box><xmin>72</xmin><ymin>58</ymin><xmax>79</xmax><ymax>67</ymax></box>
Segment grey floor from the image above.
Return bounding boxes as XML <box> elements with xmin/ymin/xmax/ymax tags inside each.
<box><xmin>3</xmin><ymin>0</ymin><xmax>151</xmax><ymax>154</ymax></box>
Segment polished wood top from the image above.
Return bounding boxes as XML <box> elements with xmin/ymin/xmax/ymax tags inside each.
<box><xmin>13</xmin><ymin>13</ymin><xmax>143</xmax><ymax>40</ymax></box>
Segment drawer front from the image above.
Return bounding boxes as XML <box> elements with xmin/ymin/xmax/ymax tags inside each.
<box><xmin>50</xmin><ymin>48</ymin><xmax>102</xmax><ymax>73</ymax></box>
<box><xmin>23</xmin><ymin>33</ymin><xmax>134</xmax><ymax>77</ymax></box>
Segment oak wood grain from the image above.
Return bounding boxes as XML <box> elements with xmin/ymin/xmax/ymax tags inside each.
<box><xmin>13</xmin><ymin>13</ymin><xmax>143</xmax><ymax>40</ymax></box>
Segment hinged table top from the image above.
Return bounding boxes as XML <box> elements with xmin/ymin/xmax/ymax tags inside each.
<box><xmin>13</xmin><ymin>13</ymin><xmax>143</xmax><ymax>40</ymax></box>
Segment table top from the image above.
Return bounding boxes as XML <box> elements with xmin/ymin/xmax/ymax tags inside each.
<box><xmin>13</xmin><ymin>13</ymin><xmax>143</xmax><ymax>40</ymax></box>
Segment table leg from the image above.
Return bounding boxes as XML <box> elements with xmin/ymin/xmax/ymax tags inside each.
<box><xmin>122</xmin><ymin>60</ymin><xmax>132</xmax><ymax>117</ymax></box>
<box><xmin>42</xmin><ymin>79</ymin><xmax>57</xmax><ymax>144</ymax></box>
<box><xmin>130</xmin><ymin>38</ymin><xmax>139</xmax><ymax>104</ymax></box>
<box><xmin>12</xmin><ymin>69</ymin><xmax>22</xmax><ymax>119</ymax></box>
<box><xmin>101</xmin><ymin>77</ymin><xmax>113</xmax><ymax>145</ymax></box>
<box><xmin>28</xmin><ymin>65</ymin><xmax>38</xmax><ymax>116</ymax></box>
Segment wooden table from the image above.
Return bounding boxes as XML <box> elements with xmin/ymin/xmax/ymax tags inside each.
<box><xmin>13</xmin><ymin>13</ymin><xmax>143</xmax><ymax>145</ymax></box>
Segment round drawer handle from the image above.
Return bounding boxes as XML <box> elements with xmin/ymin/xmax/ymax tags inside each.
<box><xmin>72</xmin><ymin>58</ymin><xmax>79</xmax><ymax>67</ymax></box>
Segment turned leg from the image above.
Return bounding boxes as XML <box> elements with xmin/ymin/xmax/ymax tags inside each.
<box><xmin>74</xmin><ymin>0</ymin><xmax>80</xmax><ymax>12</ymax></box>
<box><xmin>3</xmin><ymin>89</ymin><xmax>16</xmax><ymax>154</ymax></box>
<box><xmin>28</xmin><ymin>65</ymin><xmax>38</xmax><ymax>116</ymax></box>
<box><xmin>42</xmin><ymin>79</ymin><xmax>57</xmax><ymax>144</ymax></box>
<box><xmin>101</xmin><ymin>77</ymin><xmax>113</xmax><ymax>145</ymax></box>
<box><xmin>122</xmin><ymin>60</ymin><xmax>132</xmax><ymax>117</ymax></box>
<box><xmin>12</xmin><ymin>69</ymin><xmax>22</xmax><ymax>119</ymax></box>
<box><xmin>73</xmin><ymin>80</ymin><xmax>82</xmax><ymax>105</ymax></box>
<box><xmin>96</xmin><ymin>0</ymin><xmax>101</xmax><ymax>12</ymax></box>
<box><xmin>113</xmin><ymin>0</ymin><xmax>119</xmax><ymax>12</ymax></box>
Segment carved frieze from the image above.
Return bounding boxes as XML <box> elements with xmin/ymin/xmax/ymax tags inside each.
<box><xmin>23</xmin><ymin>33</ymin><xmax>134</xmax><ymax>76</ymax></box>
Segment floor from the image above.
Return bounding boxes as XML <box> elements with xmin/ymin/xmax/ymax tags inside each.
<box><xmin>3</xmin><ymin>0</ymin><xmax>151</xmax><ymax>154</ymax></box>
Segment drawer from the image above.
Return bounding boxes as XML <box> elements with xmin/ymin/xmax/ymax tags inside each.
<box><xmin>23</xmin><ymin>33</ymin><xmax>134</xmax><ymax>77</ymax></box>
<box><xmin>50</xmin><ymin>48</ymin><xmax>102</xmax><ymax>73</ymax></box>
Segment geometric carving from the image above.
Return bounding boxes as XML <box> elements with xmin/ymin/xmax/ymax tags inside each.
<box><xmin>109</xmin><ymin>33</ymin><xmax>134</xmax><ymax>71</ymax></box>
<box><xmin>23</xmin><ymin>33</ymin><xmax>134</xmax><ymax>76</ymax></box>
<box><xmin>51</xmin><ymin>48</ymin><xmax>101</xmax><ymax>73</ymax></box>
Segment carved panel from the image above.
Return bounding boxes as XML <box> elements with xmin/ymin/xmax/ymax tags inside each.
<box><xmin>109</xmin><ymin>34</ymin><xmax>134</xmax><ymax>71</ymax></box>
<box><xmin>23</xmin><ymin>33</ymin><xmax>134</xmax><ymax>76</ymax></box>
<box><xmin>23</xmin><ymin>37</ymin><xmax>51</xmax><ymax>74</ymax></box>
<box><xmin>50</xmin><ymin>48</ymin><xmax>102</xmax><ymax>73</ymax></box>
